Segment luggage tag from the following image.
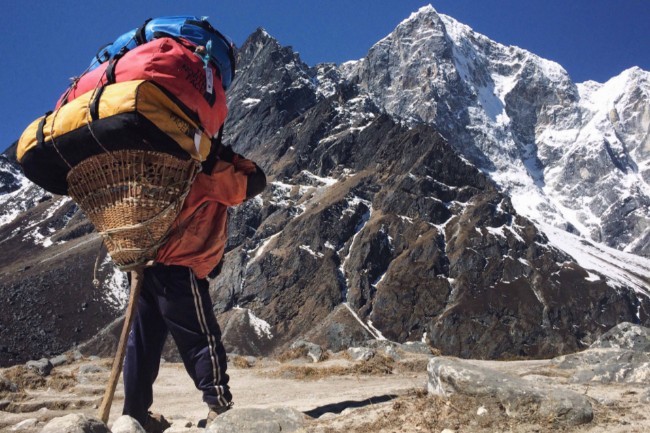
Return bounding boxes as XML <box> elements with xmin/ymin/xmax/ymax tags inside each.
<box><xmin>195</xmin><ymin>41</ymin><xmax>214</xmax><ymax>96</ymax></box>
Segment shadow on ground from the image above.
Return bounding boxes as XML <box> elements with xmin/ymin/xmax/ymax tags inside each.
<box><xmin>303</xmin><ymin>394</ymin><xmax>399</xmax><ymax>418</ymax></box>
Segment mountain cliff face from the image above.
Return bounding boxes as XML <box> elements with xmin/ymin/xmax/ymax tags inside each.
<box><xmin>342</xmin><ymin>6</ymin><xmax>649</xmax><ymax>257</ymax></box>
<box><xmin>1</xmin><ymin>7</ymin><xmax>649</xmax><ymax>366</ymax></box>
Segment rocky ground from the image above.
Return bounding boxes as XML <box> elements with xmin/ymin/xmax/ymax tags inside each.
<box><xmin>1</xmin><ymin>323</ymin><xmax>649</xmax><ymax>433</ymax></box>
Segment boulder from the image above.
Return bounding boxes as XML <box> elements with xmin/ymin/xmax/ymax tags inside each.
<box><xmin>290</xmin><ymin>340</ymin><xmax>324</xmax><ymax>362</ymax></box>
<box><xmin>49</xmin><ymin>354</ymin><xmax>69</xmax><ymax>367</ymax></box>
<box><xmin>205</xmin><ymin>407</ymin><xmax>306</xmax><ymax>433</ymax></box>
<box><xmin>40</xmin><ymin>413</ymin><xmax>109</xmax><ymax>433</ymax></box>
<box><xmin>347</xmin><ymin>347</ymin><xmax>375</xmax><ymax>361</ymax></box>
<box><xmin>110</xmin><ymin>415</ymin><xmax>145</xmax><ymax>433</ymax></box>
<box><xmin>589</xmin><ymin>322</ymin><xmax>650</xmax><ymax>351</ymax></box>
<box><xmin>552</xmin><ymin>348</ymin><xmax>650</xmax><ymax>383</ymax></box>
<box><xmin>10</xmin><ymin>418</ymin><xmax>39</xmax><ymax>431</ymax></box>
<box><xmin>26</xmin><ymin>358</ymin><xmax>53</xmax><ymax>377</ymax></box>
<box><xmin>428</xmin><ymin>357</ymin><xmax>593</xmax><ymax>426</ymax></box>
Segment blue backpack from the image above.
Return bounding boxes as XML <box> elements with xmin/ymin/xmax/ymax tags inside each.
<box><xmin>90</xmin><ymin>16</ymin><xmax>236</xmax><ymax>90</ymax></box>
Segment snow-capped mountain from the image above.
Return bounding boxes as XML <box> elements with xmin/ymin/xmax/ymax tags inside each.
<box><xmin>344</xmin><ymin>5</ymin><xmax>649</xmax><ymax>257</ymax></box>
<box><xmin>1</xmin><ymin>6</ymin><xmax>648</xmax><ymax>365</ymax></box>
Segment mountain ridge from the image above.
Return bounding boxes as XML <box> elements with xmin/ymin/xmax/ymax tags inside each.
<box><xmin>0</xmin><ymin>6</ymin><xmax>648</xmax><ymax>366</ymax></box>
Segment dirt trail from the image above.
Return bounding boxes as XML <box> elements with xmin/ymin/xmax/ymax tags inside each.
<box><xmin>1</xmin><ymin>352</ymin><xmax>649</xmax><ymax>432</ymax></box>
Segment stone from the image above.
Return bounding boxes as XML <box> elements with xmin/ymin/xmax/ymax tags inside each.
<box><xmin>205</xmin><ymin>407</ymin><xmax>306</xmax><ymax>433</ymax></box>
<box><xmin>290</xmin><ymin>340</ymin><xmax>324</xmax><ymax>362</ymax></box>
<box><xmin>347</xmin><ymin>347</ymin><xmax>375</xmax><ymax>361</ymax></box>
<box><xmin>49</xmin><ymin>354</ymin><xmax>69</xmax><ymax>367</ymax></box>
<box><xmin>589</xmin><ymin>323</ymin><xmax>650</xmax><ymax>351</ymax></box>
<box><xmin>383</xmin><ymin>345</ymin><xmax>401</xmax><ymax>361</ymax></box>
<box><xmin>428</xmin><ymin>357</ymin><xmax>593</xmax><ymax>426</ymax></box>
<box><xmin>164</xmin><ymin>426</ymin><xmax>204</xmax><ymax>433</ymax></box>
<box><xmin>10</xmin><ymin>418</ymin><xmax>39</xmax><ymax>431</ymax></box>
<box><xmin>40</xmin><ymin>413</ymin><xmax>109</xmax><ymax>433</ymax></box>
<box><xmin>26</xmin><ymin>358</ymin><xmax>52</xmax><ymax>377</ymax></box>
<box><xmin>0</xmin><ymin>377</ymin><xmax>19</xmax><ymax>393</ymax></box>
<box><xmin>78</xmin><ymin>364</ymin><xmax>108</xmax><ymax>375</ymax></box>
<box><xmin>400</xmin><ymin>341</ymin><xmax>433</xmax><ymax>355</ymax></box>
<box><xmin>552</xmin><ymin>348</ymin><xmax>650</xmax><ymax>383</ymax></box>
<box><xmin>110</xmin><ymin>415</ymin><xmax>145</xmax><ymax>433</ymax></box>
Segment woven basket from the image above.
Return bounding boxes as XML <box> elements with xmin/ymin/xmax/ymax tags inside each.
<box><xmin>67</xmin><ymin>150</ymin><xmax>201</xmax><ymax>270</ymax></box>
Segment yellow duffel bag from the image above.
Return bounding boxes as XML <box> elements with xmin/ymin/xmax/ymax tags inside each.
<box><xmin>17</xmin><ymin>80</ymin><xmax>212</xmax><ymax>195</ymax></box>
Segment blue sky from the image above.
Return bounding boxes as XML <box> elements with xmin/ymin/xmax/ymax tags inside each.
<box><xmin>1</xmin><ymin>0</ymin><xmax>648</xmax><ymax>150</ymax></box>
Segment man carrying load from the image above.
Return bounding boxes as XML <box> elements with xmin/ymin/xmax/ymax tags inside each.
<box><xmin>17</xmin><ymin>16</ymin><xmax>266</xmax><ymax>432</ymax></box>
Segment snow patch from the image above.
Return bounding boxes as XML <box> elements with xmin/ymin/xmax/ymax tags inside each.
<box><xmin>299</xmin><ymin>245</ymin><xmax>324</xmax><ymax>259</ymax></box>
<box><xmin>248</xmin><ymin>309</ymin><xmax>273</xmax><ymax>339</ymax></box>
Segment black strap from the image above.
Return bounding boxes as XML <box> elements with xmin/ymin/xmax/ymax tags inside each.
<box><xmin>135</xmin><ymin>18</ymin><xmax>152</xmax><ymax>45</ymax></box>
<box><xmin>201</xmin><ymin>125</ymin><xmax>224</xmax><ymax>173</ymax></box>
<box><xmin>94</xmin><ymin>42</ymin><xmax>112</xmax><ymax>64</ymax></box>
<box><xmin>105</xmin><ymin>59</ymin><xmax>117</xmax><ymax>84</ymax></box>
<box><xmin>36</xmin><ymin>111</ymin><xmax>53</xmax><ymax>145</ymax></box>
<box><xmin>89</xmin><ymin>85</ymin><xmax>107</xmax><ymax>121</ymax></box>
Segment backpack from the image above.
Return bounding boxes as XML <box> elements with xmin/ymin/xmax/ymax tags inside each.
<box><xmin>89</xmin><ymin>16</ymin><xmax>236</xmax><ymax>90</ymax></box>
<box><xmin>58</xmin><ymin>37</ymin><xmax>227</xmax><ymax>137</ymax></box>
<box><xmin>18</xmin><ymin>80</ymin><xmax>211</xmax><ymax>195</ymax></box>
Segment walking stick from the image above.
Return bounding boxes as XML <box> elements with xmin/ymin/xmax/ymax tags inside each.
<box><xmin>97</xmin><ymin>268</ymin><xmax>144</xmax><ymax>424</ymax></box>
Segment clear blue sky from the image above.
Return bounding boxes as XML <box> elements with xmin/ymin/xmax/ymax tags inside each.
<box><xmin>1</xmin><ymin>0</ymin><xmax>648</xmax><ymax>150</ymax></box>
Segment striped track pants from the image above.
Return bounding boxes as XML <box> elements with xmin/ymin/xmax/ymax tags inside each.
<box><xmin>122</xmin><ymin>264</ymin><xmax>231</xmax><ymax>425</ymax></box>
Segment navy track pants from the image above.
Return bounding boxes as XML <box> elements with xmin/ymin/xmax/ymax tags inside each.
<box><xmin>122</xmin><ymin>264</ymin><xmax>231</xmax><ymax>425</ymax></box>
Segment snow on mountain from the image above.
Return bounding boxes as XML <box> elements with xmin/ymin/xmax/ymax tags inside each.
<box><xmin>0</xmin><ymin>155</ymin><xmax>49</xmax><ymax>227</ymax></box>
<box><xmin>337</xmin><ymin>5</ymin><xmax>650</xmax><ymax>262</ymax></box>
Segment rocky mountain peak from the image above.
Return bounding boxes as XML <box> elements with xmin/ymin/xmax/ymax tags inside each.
<box><xmin>2</xmin><ymin>8</ymin><xmax>649</xmax><ymax>367</ymax></box>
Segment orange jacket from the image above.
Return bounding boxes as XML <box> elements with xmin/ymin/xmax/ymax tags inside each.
<box><xmin>156</xmin><ymin>155</ymin><xmax>257</xmax><ymax>278</ymax></box>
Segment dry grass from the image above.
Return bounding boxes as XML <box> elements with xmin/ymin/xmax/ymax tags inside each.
<box><xmin>230</xmin><ymin>355</ymin><xmax>254</xmax><ymax>369</ymax></box>
<box><xmin>0</xmin><ymin>366</ymin><xmax>77</xmax><ymax>393</ymax></box>
<box><xmin>1</xmin><ymin>366</ymin><xmax>46</xmax><ymax>391</ymax></box>
<box><xmin>309</xmin><ymin>389</ymin><xmax>584</xmax><ymax>433</ymax></box>
<box><xmin>276</xmin><ymin>346</ymin><xmax>310</xmax><ymax>362</ymax></box>
<box><xmin>272</xmin><ymin>355</ymin><xmax>396</xmax><ymax>380</ymax></box>
<box><xmin>395</xmin><ymin>358</ymin><xmax>430</xmax><ymax>373</ymax></box>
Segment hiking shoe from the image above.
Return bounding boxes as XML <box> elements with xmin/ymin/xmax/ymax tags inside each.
<box><xmin>197</xmin><ymin>402</ymin><xmax>233</xmax><ymax>428</ymax></box>
<box><xmin>142</xmin><ymin>412</ymin><xmax>171</xmax><ymax>433</ymax></box>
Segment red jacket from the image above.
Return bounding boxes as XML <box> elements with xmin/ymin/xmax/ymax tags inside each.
<box><xmin>156</xmin><ymin>155</ymin><xmax>257</xmax><ymax>278</ymax></box>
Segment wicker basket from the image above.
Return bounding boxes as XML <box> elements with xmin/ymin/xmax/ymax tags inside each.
<box><xmin>67</xmin><ymin>150</ymin><xmax>201</xmax><ymax>270</ymax></box>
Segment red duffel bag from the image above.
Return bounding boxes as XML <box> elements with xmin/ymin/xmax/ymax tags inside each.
<box><xmin>56</xmin><ymin>37</ymin><xmax>227</xmax><ymax>137</ymax></box>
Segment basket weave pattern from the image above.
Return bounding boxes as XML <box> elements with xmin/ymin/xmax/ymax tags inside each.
<box><xmin>67</xmin><ymin>150</ymin><xmax>200</xmax><ymax>270</ymax></box>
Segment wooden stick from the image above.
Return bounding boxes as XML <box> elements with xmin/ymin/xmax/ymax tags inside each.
<box><xmin>97</xmin><ymin>268</ymin><xmax>144</xmax><ymax>424</ymax></box>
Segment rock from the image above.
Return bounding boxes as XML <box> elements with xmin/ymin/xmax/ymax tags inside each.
<box><xmin>347</xmin><ymin>347</ymin><xmax>375</xmax><ymax>361</ymax></box>
<box><xmin>0</xmin><ymin>377</ymin><xmax>19</xmax><ymax>393</ymax></box>
<box><xmin>589</xmin><ymin>323</ymin><xmax>650</xmax><ymax>351</ymax></box>
<box><xmin>476</xmin><ymin>406</ymin><xmax>488</xmax><ymax>416</ymax></box>
<box><xmin>10</xmin><ymin>418</ymin><xmax>39</xmax><ymax>431</ymax></box>
<box><xmin>40</xmin><ymin>413</ymin><xmax>109</xmax><ymax>433</ymax></box>
<box><xmin>383</xmin><ymin>345</ymin><xmax>401</xmax><ymax>361</ymax></box>
<box><xmin>205</xmin><ymin>407</ymin><xmax>306</xmax><ymax>433</ymax></box>
<box><xmin>290</xmin><ymin>340</ymin><xmax>324</xmax><ymax>362</ymax></box>
<box><xmin>26</xmin><ymin>358</ymin><xmax>52</xmax><ymax>377</ymax></box>
<box><xmin>552</xmin><ymin>348</ymin><xmax>650</xmax><ymax>383</ymax></box>
<box><xmin>164</xmin><ymin>426</ymin><xmax>203</xmax><ymax>433</ymax></box>
<box><xmin>400</xmin><ymin>341</ymin><xmax>433</xmax><ymax>355</ymax></box>
<box><xmin>78</xmin><ymin>364</ymin><xmax>108</xmax><ymax>375</ymax></box>
<box><xmin>110</xmin><ymin>415</ymin><xmax>145</xmax><ymax>433</ymax></box>
<box><xmin>50</xmin><ymin>354</ymin><xmax>69</xmax><ymax>367</ymax></box>
<box><xmin>428</xmin><ymin>357</ymin><xmax>593</xmax><ymax>426</ymax></box>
